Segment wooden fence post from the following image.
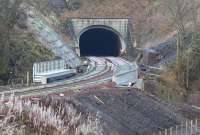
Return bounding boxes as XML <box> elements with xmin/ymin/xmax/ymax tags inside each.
<box><xmin>27</xmin><ymin>71</ymin><xmax>30</xmax><ymax>86</ymax></box>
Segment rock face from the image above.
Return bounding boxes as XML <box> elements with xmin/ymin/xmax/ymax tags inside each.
<box><xmin>17</xmin><ymin>3</ymin><xmax>81</xmax><ymax>68</ymax></box>
<box><xmin>71</xmin><ymin>89</ymin><xmax>185</xmax><ymax>135</ymax></box>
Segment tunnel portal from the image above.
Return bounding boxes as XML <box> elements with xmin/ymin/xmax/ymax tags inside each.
<box><xmin>79</xmin><ymin>27</ymin><xmax>121</xmax><ymax>57</ymax></box>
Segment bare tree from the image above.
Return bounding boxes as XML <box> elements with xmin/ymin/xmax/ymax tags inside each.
<box><xmin>162</xmin><ymin>0</ymin><xmax>191</xmax><ymax>83</ymax></box>
<box><xmin>0</xmin><ymin>0</ymin><xmax>23</xmax><ymax>82</ymax></box>
<box><xmin>162</xmin><ymin>0</ymin><xmax>200</xmax><ymax>89</ymax></box>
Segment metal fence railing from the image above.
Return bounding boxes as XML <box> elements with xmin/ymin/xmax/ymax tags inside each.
<box><xmin>153</xmin><ymin>119</ymin><xmax>200</xmax><ymax>135</ymax></box>
<box><xmin>33</xmin><ymin>59</ymin><xmax>66</xmax><ymax>75</ymax></box>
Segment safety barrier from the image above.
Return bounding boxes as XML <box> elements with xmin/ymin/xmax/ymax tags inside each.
<box><xmin>33</xmin><ymin>59</ymin><xmax>66</xmax><ymax>75</ymax></box>
<box><xmin>153</xmin><ymin>119</ymin><xmax>200</xmax><ymax>135</ymax></box>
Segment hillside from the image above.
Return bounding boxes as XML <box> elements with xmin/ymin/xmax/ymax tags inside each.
<box><xmin>0</xmin><ymin>0</ymin><xmax>199</xmax><ymax>102</ymax></box>
<box><xmin>59</xmin><ymin>0</ymin><xmax>171</xmax><ymax>47</ymax></box>
<box><xmin>1</xmin><ymin>0</ymin><xmax>159</xmax><ymax>84</ymax></box>
<box><xmin>0</xmin><ymin>0</ymin><xmax>200</xmax><ymax>134</ymax></box>
<box><xmin>0</xmin><ymin>0</ymin><xmax>56</xmax><ymax>84</ymax></box>
<box><xmin>70</xmin><ymin>88</ymin><xmax>185</xmax><ymax>135</ymax></box>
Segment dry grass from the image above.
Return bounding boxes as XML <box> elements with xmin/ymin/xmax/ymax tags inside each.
<box><xmin>0</xmin><ymin>92</ymin><xmax>103</xmax><ymax>135</ymax></box>
<box><xmin>152</xmin><ymin>72</ymin><xmax>187</xmax><ymax>103</ymax></box>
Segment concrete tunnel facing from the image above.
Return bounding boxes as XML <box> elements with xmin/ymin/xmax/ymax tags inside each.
<box><xmin>79</xmin><ymin>27</ymin><xmax>122</xmax><ymax>57</ymax></box>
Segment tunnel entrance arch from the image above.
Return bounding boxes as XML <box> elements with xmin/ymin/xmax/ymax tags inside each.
<box><xmin>69</xmin><ymin>18</ymin><xmax>134</xmax><ymax>59</ymax></box>
<box><xmin>79</xmin><ymin>25</ymin><xmax>124</xmax><ymax>57</ymax></box>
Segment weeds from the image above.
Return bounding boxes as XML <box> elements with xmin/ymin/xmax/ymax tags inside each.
<box><xmin>0</xmin><ymin>92</ymin><xmax>103</xmax><ymax>135</ymax></box>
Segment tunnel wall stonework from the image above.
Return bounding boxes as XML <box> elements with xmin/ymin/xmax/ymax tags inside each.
<box><xmin>68</xmin><ymin>18</ymin><xmax>135</xmax><ymax>60</ymax></box>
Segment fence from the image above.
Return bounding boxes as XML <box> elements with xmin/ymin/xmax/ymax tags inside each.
<box><xmin>153</xmin><ymin>119</ymin><xmax>200</xmax><ymax>135</ymax></box>
<box><xmin>33</xmin><ymin>59</ymin><xmax>66</xmax><ymax>76</ymax></box>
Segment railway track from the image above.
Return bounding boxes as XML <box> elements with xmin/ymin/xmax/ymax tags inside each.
<box><xmin>1</xmin><ymin>57</ymin><xmax>114</xmax><ymax>98</ymax></box>
<box><xmin>0</xmin><ymin>57</ymin><xmax>135</xmax><ymax>99</ymax></box>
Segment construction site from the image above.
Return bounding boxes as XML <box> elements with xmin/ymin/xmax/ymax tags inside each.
<box><xmin>0</xmin><ymin>0</ymin><xmax>200</xmax><ymax>135</ymax></box>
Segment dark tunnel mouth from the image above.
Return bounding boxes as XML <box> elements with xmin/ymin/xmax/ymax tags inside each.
<box><xmin>79</xmin><ymin>27</ymin><xmax>121</xmax><ymax>57</ymax></box>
